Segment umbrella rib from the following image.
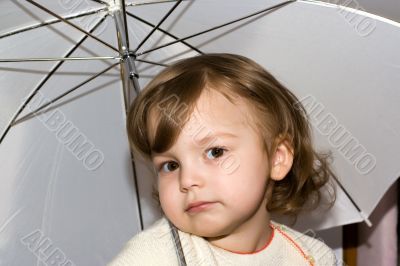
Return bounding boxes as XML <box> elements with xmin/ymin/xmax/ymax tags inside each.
<box><xmin>314</xmin><ymin>153</ymin><xmax>372</xmax><ymax>225</ymax></box>
<box><xmin>136</xmin><ymin>0</ymin><xmax>295</xmax><ymax>56</ymax></box>
<box><xmin>0</xmin><ymin>56</ymin><xmax>121</xmax><ymax>63</ymax></box>
<box><xmin>136</xmin><ymin>58</ymin><xmax>168</xmax><ymax>67</ymax></box>
<box><xmin>329</xmin><ymin>169</ymin><xmax>363</xmax><ymax>212</ymax></box>
<box><xmin>133</xmin><ymin>0</ymin><xmax>183</xmax><ymax>53</ymax></box>
<box><xmin>117</xmin><ymin>64</ymin><xmax>144</xmax><ymax>233</ymax></box>
<box><xmin>90</xmin><ymin>0</ymin><xmax>109</xmax><ymax>5</ymax></box>
<box><xmin>0</xmin><ymin>8</ymin><xmax>107</xmax><ymax>40</ymax></box>
<box><xmin>24</xmin><ymin>0</ymin><xmax>118</xmax><ymax>52</ymax></box>
<box><xmin>0</xmin><ymin>15</ymin><xmax>109</xmax><ymax>145</ymax></box>
<box><xmin>126</xmin><ymin>12</ymin><xmax>203</xmax><ymax>55</ymax></box>
<box><xmin>126</xmin><ymin>0</ymin><xmax>187</xmax><ymax>7</ymax></box>
<box><xmin>12</xmin><ymin>63</ymin><xmax>119</xmax><ymax>126</ymax></box>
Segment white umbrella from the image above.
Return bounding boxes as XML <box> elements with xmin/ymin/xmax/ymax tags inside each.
<box><xmin>0</xmin><ymin>0</ymin><xmax>399</xmax><ymax>265</ymax></box>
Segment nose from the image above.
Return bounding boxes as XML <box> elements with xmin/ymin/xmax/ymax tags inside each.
<box><xmin>179</xmin><ymin>162</ymin><xmax>205</xmax><ymax>192</ymax></box>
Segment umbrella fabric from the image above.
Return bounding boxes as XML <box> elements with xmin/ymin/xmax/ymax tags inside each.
<box><xmin>1</xmin><ymin>0</ymin><xmax>400</xmax><ymax>265</ymax></box>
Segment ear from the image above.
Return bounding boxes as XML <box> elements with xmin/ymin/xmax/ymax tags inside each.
<box><xmin>270</xmin><ymin>140</ymin><xmax>294</xmax><ymax>181</ymax></box>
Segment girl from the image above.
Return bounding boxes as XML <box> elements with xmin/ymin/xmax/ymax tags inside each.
<box><xmin>109</xmin><ymin>54</ymin><xmax>336</xmax><ymax>265</ymax></box>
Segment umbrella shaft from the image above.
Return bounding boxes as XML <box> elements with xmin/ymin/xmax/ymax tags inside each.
<box><xmin>112</xmin><ymin>6</ymin><xmax>140</xmax><ymax>107</ymax></box>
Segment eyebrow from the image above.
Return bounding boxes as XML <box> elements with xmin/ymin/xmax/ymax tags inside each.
<box><xmin>151</xmin><ymin>132</ymin><xmax>238</xmax><ymax>158</ymax></box>
<box><xmin>194</xmin><ymin>131</ymin><xmax>238</xmax><ymax>146</ymax></box>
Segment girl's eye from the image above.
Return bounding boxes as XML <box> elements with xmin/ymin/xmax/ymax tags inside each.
<box><xmin>206</xmin><ymin>147</ymin><xmax>226</xmax><ymax>159</ymax></box>
<box><xmin>161</xmin><ymin>161</ymin><xmax>179</xmax><ymax>173</ymax></box>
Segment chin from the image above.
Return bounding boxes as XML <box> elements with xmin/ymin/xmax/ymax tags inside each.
<box><xmin>190</xmin><ymin>228</ymin><xmax>226</xmax><ymax>238</ymax></box>
<box><xmin>190</xmin><ymin>222</ymin><xmax>233</xmax><ymax>238</ymax></box>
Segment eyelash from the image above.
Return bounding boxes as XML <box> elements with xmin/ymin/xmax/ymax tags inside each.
<box><xmin>156</xmin><ymin>146</ymin><xmax>228</xmax><ymax>173</ymax></box>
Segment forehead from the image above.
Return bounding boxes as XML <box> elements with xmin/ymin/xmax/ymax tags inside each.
<box><xmin>189</xmin><ymin>89</ymin><xmax>250</xmax><ymax>131</ymax></box>
<box><xmin>147</xmin><ymin>87</ymin><xmax>262</xmax><ymax>155</ymax></box>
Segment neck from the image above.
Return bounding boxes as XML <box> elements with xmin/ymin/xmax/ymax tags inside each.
<box><xmin>205</xmin><ymin>198</ymin><xmax>272</xmax><ymax>254</ymax></box>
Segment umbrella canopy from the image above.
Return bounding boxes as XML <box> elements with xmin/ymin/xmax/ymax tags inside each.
<box><xmin>1</xmin><ymin>0</ymin><xmax>399</xmax><ymax>265</ymax></box>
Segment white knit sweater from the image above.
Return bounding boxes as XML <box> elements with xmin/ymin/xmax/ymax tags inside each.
<box><xmin>108</xmin><ymin>217</ymin><xmax>336</xmax><ymax>266</ymax></box>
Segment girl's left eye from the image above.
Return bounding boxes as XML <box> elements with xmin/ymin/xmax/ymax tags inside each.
<box><xmin>206</xmin><ymin>147</ymin><xmax>226</xmax><ymax>159</ymax></box>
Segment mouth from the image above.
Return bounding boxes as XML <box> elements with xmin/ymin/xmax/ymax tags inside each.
<box><xmin>185</xmin><ymin>201</ymin><xmax>216</xmax><ymax>213</ymax></box>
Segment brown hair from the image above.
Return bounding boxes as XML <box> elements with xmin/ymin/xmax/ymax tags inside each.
<box><xmin>127</xmin><ymin>53</ymin><xmax>335</xmax><ymax>216</ymax></box>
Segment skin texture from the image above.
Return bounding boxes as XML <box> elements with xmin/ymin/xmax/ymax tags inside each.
<box><xmin>151</xmin><ymin>89</ymin><xmax>293</xmax><ymax>253</ymax></box>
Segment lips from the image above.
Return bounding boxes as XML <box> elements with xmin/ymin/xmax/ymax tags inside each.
<box><xmin>186</xmin><ymin>201</ymin><xmax>215</xmax><ymax>212</ymax></box>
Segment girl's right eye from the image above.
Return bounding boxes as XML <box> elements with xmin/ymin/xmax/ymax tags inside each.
<box><xmin>160</xmin><ymin>161</ymin><xmax>179</xmax><ymax>173</ymax></box>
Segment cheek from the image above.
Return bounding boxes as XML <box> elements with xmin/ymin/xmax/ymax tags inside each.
<box><xmin>232</xmin><ymin>176</ymin><xmax>267</xmax><ymax>213</ymax></box>
<box><xmin>158</xmin><ymin>180</ymin><xmax>180</xmax><ymax>213</ymax></box>
<box><xmin>225</xmin><ymin>154</ymin><xmax>268</xmax><ymax>198</ymax></box>
<box><xmin>235</xmin><ymin>154</ymin><xmax>268</xmax><ymax>181</ymax></box>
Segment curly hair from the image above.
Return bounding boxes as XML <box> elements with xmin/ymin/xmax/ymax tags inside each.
<box><xmin>127</xmin><ymin>53</ymin><xmax>335</xmax><ymax>217</ymax></box>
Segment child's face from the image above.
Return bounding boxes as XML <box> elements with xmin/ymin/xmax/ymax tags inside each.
<box><xmin>151</xmin><ymin>89</ymin><xmax>270</xmax><ymax>237</ymax></box>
